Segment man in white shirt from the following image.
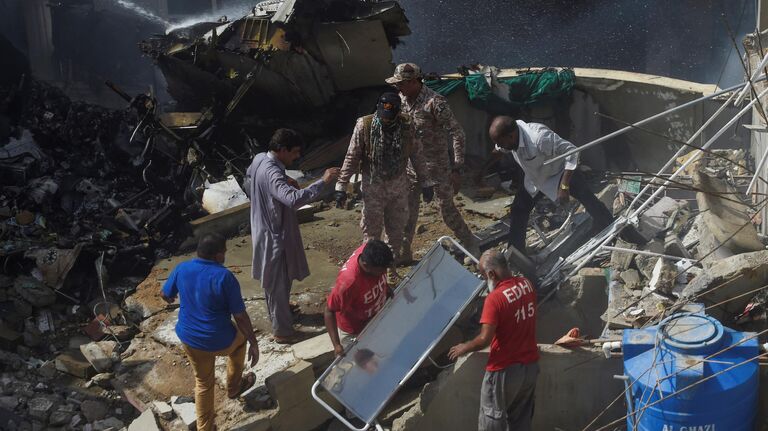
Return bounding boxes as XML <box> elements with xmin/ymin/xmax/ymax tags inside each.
<box><xmin>489</xmin><ymin>116</ymin><xmax>621</xmax><ymax>254</ymax></box>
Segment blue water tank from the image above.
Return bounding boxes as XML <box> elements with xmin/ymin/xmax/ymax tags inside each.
<box><xmin>622</xmin><ymin>311</ymin><xmax>759</xmax><ymax>431</ymax></box>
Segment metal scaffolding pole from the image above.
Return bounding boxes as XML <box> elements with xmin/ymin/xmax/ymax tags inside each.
<box><xmin>543</xmin><ymin>78</ymin><xmax>767</xmax><ymax>167</ymax></box>
<box><xmin>628</xmin><ymin>85</ymin><xmax>768</xmax><ymax>218</ymax></box>
<box><xmin>627</xmin><ymin>85</ymin><xmax>744</xmax><ymax>211</ymax></box>
<box><xmin>549</xmin><ymin>84</ymin><xmax>768</xmax><ymax>285</ymax></box>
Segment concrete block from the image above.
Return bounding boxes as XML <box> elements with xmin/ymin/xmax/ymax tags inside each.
<box><xmin>265</xmin><ymin>360</ymin><xmax>314</xmax><ymax>410</ymax></box>
<box><xmin>292</xmin><ymin>334</ymin><xmax>334</xmax><ymax>369</ymax></box>
<box><xmin>609</xmin><ymin>239</ymin><xmax>635</xmax><ymax>271</ymax></box>
<box><xmin>648</xmin><ymin>258</ymin><xmax>676</xmax><ymax>295</ymax></box>
<box><xmin>79</xmin><ymin>341</ymin><xmax>118</xmax><ymax>373</ymax></box>
<box><xmin>634</xmin><ymin>239</ymin><xmax>664</xmax><ymax>279</ymax></box>
<box><xmin>170</xmin><ymin>396</ymin><xmax>197</xmax><ymax>429</ymax></box>
<box><xmin>637</xmin><ymin>196</ymin><xmax>685</xmax><ymax>240</ymax></box>
<box><xmin>27</xmin><ymin>397</ymin><xmax>55</xmax><ymax>421</ymax></box>
<box><xmin>55</xmin><ymin>350</ymin><xmax>95</xmax><ymax>379</ymax></box>
<box><xmin>128</xmin><ymin>409</ymin><xmax>160</xmax><ymax>431</ymax></box>
<box><xmin>620</xmin><ymin>269</ymin><xmax>641</xmax><ymax>289</ymax></box>
<box><xmin>151</xmin><ymin>400</ymin><xmax>174</xmax><ymax>420</ymax></box>
<box><xmin>695</xmin><ymin>170</ymin><xmax>763</xmax><ymax>254</ymax></box>
<box><xmin>681</xmin><ymin>250</ymin><xmax>768</xmax><ymax>321</ymax></box>
<box><xmin>664</xmin><ymin>233</ymin><xmax>691</xmax><ymax>259</ymax></box>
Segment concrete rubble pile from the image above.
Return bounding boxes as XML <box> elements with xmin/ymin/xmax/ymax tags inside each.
<box><xmin>589</xmin><ymin>150</ymin><xmax>768</xmax><ymax>332</ymax></box>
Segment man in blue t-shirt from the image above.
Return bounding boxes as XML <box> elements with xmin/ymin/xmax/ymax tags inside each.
<box><xmin>161</xmin><ymin>233</ymin><xmax>259</xmax><ymax>431</ymax></box>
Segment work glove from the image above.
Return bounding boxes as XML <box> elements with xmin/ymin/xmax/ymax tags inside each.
<box><xmin>334</xmin><ymin>190</ymin><xmax>347</xmax><ymax>209</ymax></box>
<box><xmin>421</xmin><ymin>186</ymin><xmax>434</xmax><ymax>203</ymax></box>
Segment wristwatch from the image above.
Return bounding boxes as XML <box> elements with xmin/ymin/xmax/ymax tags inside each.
<box><xmin>560</xmin><ymin>183</ymin><xmax>570</xmax><ymax>191</ymax></box>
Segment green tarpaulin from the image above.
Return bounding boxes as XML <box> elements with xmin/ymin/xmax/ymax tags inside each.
<box><xmin>426</xmin><ymin>68</ymin><xmax>575</xmax><ymax>113</ymax></box>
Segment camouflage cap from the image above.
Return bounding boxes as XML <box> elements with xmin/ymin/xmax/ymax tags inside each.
<box><xmin>385</xmin><ymin>63</ymin><xmax>422</xmax><ymax>84</ymax></box>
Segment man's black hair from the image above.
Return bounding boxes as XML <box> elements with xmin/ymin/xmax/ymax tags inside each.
<box><xmin>197</xmin><ymin>233</ymin><xmax>226</xmax><ymax>259</ymax></box>
<box><xmin>492</xmin><ymin>116</ymin><xmax>519</xmax><ymax>136</ymax></box>
<box><xmin>268</xmin><ymin>128</ymin><xmax>304</xmax><ymax>152</ymax></box>
<box><xmin>359</xmin><ymin>239</ymin><xmax>394</xmax><ymax>268</ymax></box>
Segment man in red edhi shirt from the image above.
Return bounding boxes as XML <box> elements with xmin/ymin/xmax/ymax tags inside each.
<box><xmin>448</xmin><ymin>249</ymin><xmax>540</xmax><ymax>431</ymax></box>
<box><xmin>324</xmin><ymin>240</ymin><xmax>394</xmax><ymax>357</ymax></box>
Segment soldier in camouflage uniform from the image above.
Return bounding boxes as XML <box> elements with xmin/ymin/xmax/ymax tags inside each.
<box><xmin>386</xmin><ymin>63</ymin><xmax>478</xmax><ymax>260</ymax></box>
<box><xmin>334</xmin><ymin>92</ymin><xmax>434</xmax><ymax>262</ymax></box>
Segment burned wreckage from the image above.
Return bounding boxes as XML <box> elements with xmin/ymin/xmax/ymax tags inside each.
<box><xmin>0</xmin><ymin>0</ymin><xmax>409</xmax><ymax>376</ymax></box>
<box><xmin>0</xmin><ymin>0</ymin><xmax>410</xmax><ymax>404</ymax></box>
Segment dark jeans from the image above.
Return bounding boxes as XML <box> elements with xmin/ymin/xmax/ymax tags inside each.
<box><xmin>508</xmin><ymin>170</ymin><xmax>613</xmax><ymax>252</ymax></box>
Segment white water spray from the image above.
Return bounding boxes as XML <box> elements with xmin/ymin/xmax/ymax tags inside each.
<box><xmin>111</xmin><ymin>0</ymin><xmax>171</xmax><ymax>26</ymax></box>
<box><xmin>165</xmin><ymin>1</ymin><xmax>257</xmax><ymax>34</ymax></box>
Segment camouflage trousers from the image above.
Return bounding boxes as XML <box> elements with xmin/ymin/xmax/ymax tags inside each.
<box><xmin>360</xmin><ymin>174</ymin><xmax>409</xmax><ymax>260</ymax></box>
<box><xmin>404</xmin><ymin>173</ymin><xmax>473</xmax><ymax>251</ymax></box>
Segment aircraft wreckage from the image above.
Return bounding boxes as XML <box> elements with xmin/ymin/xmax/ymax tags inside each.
<box><xmin>139</xmin><ymin>0</ymin><xmax>411</xmax><ymax>114</ymax></box>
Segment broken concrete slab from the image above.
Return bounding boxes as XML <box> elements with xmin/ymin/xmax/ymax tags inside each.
<box><xmin>170</xmin><ymin>396</ymin><xmax>197</xmax><ymax>429</ymax></box>
<box><xmin>144</xmin><ymin>309</ymin><xmax>181</xmax><ymax>347</ymax></box>
<box><xmin>637</xmin><ymin>196</ymin><xmax>687</xmax><ymax>241</ymax></box>
<box><xmin>648</xmin><ymin>258</ymin><xmax>677</xmax><ymax>296</ymax></box>
<box><xmin>620</xmin><ymin>269</ymin><xmax>642</xmax><ymax>289</ymax></box>
<box><xmin>634</xmin><ymin>239</ymin><xmax>664</xmax><ymax>279</ymax></box>
<box><xmin>27</xmin><ymin>397</ymin><xmax>54</xmax><ymax>421</ymax></box>
<box><xmin>151</xmin><ymin>400</ymin><xmax>174</xmax><ymax>420</ymax></box>
<box><xmin>694</xmin><ymin>169</ymin><xmax>764</xmax><ymax>254</ymax></box>
<box><xmin>291</xmin><ymin>334</ymin><xmax>334</xmax><ymax>370</ymax></box>
<box><xmin>610</xmin><ymin>239</ymin><xmax>636</xmax><ymax>271</ymax></box>
<box><xmin>664</xmin><ymin>233</ymin><xmax>691</xmax><ymax>259</ymax></box>
<box><xmin>680</xmin><ymin>250</ymin><xmax>768</xmax><ymax>321</ymax></box>
<box><xmin>79</xmin><ymin>340</ymin><xmax>118</xmax><ymax>373</ymax></box>
<box><xmin>128</xmin><ymin>408</ymin><xmax>160</xmax><ymax>431</ymax></box>
<box><xmin>55</xmin><ymin>350</ymin><xmax>95</xmax><ymax>379</ymax></box>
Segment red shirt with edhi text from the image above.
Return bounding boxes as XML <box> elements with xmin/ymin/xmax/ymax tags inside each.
<box><xmin>480</xmin><ymin>277</ymin><xmax>539</xmax><ymax>371</ymax></box>
<box><xmin>326</xmin><ymin>244</ymin><xmax>388</xmax><ymax>335</ymax></box>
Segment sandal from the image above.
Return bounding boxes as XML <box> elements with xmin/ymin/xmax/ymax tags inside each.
<box><xmin>271</xmin><ymin>332</ymin><xmax>303</xmax><ymax>344</ymax></box>
<box><xmin>228</xmin><ymin>372</ymin><xmax>256</xmax><ymax>399</ymax></box>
